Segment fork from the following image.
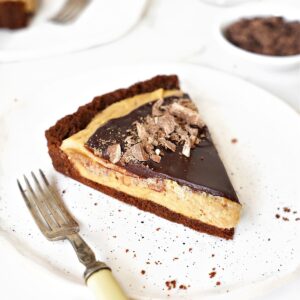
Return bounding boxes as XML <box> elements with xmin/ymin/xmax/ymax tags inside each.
<box><xmin>17</xmin><ymin>169</ymin><xmax>127</xmax><ymax>300</ymax></box>
<box><xmin>50</xmin><ymin>0</ymin><xmax>91</xmax><ymax>24</ymax></box>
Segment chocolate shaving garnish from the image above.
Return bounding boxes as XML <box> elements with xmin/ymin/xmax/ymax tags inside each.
<box><xmin>157</xmin><ymin>113</ymin><xmax>176</xmax><ymax>135</ymax></box>
<box><xmin>158</xmin><ymin>137</ymin><xmax>176</xmax><ymax>152</ymax></box>
<box><xmin>145</xmin><ymin>115</ymin><xmax>160</xmax><ymax>134</ymax></box>
<box><xmin>107</xmin><ymin>144</ymin><xmax>122</xmax><ymax>163</ymax></box>
<box><xmin>175</xmin><ymin>126</ymin><xmax>189</xmax><ymax>141</ymax></box>
<box><xmin>190</xmin><ymin>135</ymin><xmax>198</xmax><ymax>147</ymax></box>
<box><xmin>131</xmin><ymin>143</ymin><xmax>149</xmax><ymax>161</ymax></box>
<box><xmin>150</xmin><ymin>154</ymin><xmax>161</xmax><ymax>163</ymax></box>
<box><xmin>178</xmin><ymin>98</ymin><xmax>198</xmax><ymax>111</ymax></box>
<box><xmin>152</xmin><ymin>98</ymin><xmax>164</xmax><ymax>116</ymax></box>
<box><xmin>96</xmin><ymin>95</ymin><xmax>206</xmax><ymax>166</ymax></box>
<box><xmin>182</xmin><ymin>138</ymin><xmax>191</xmax><ymax>157</ymax></box>
<box><xmin>143</xmin><ymin>142</ymin><xmax>154</xmax><ymax>155</ymax></box>
<box><xmin>169</xmin><ymin>102</ymin><xmax>204</xmax><ymax>128</ymax></box>
<box><xmin>136</xmin><ymin>122</ymin><xmax>148</xmax><ymax>140</ymax></box>
<box><xmin>120</xmin><ymin>149</ymin><xmax>131</xmax><ymax>164</ymax></box>
<box><xmin>124</xmin><ymin>135</ymin><xmax>135</xmax><ymax>147</ymax></box>
<box><xmin>185</xmin><ymin>125</ymin><xmax>198</xmax><ymax>137</ymax></box>
<box><xmin>170</xmin><ymin>132</ymin><xmax>180</xmax><ymax>143</ymax></box>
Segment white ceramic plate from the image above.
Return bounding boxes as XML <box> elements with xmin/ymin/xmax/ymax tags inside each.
<box><xmin>0</xmin><ymin>64</ymin><xmax>299</xmax><ymax>300</ymax></box>
<box><xmin>0</xmin><ymin>0</ymin><xmax>147</xmax><ymax>62</ymax></box>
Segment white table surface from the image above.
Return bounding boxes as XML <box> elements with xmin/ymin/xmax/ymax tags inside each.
<box><xmin>0</xmin><ymin>0</ymin><xmax>299</xmax><ymax>299</ymax></box>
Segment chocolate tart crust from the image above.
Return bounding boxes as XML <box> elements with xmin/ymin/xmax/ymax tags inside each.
<box><xmin>0</xmin><ymin>2</ymin><xmax>30</xmax><ymax>29</ymax></box>
<box><xmin>45</xmin><ymin>75</ymin><xmax>234</xmax><ymax>239</ymax></box>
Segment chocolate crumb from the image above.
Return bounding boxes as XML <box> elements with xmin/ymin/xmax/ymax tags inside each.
<box><xmin>231</xmin><ymin>138</ymin><xmax>238</xmax><ymax>144</ymax></box>
<box><xmin>275</xmin><ymin>214</ymin><xmax>280</xmax><ymax>219</ymax></box>
<box><xmin>282</xmin><ymin>217</ymin><xmax>289</xmax><ymax>221</ymax></box>
<box><xmin>62</xmin><ymin>189</ymin><xmax>66</xmax><ymax>194</ymax></box>
<box><xmin>156</xmin><ymin>227</ymin><xmax>161</xmax><ymax>231</ymax></box>
<box><xmin>283</xmin><ymin>207</ymin><xmax>291</xmax><ymax>213</ymax></box>
<box><xmin>211</xmin><ymin>254</ymin><xmax>215</xmax><ymax>257</ymax></box>
<box><xmin>296</xmin><ymin>218</ymin><xmax>300</xmax><ymax>221</ymax></box>
<box><xmin>179</xmin><ymin>284</ymin><xmax>187</xmax><ymax>290</ymax></box>
<box><xmin>94</xmin><ymin>202</ymin><xmax>97</xmax><ymax>206</ymax></box>
<box><xmin>209</xmin><ymin>271</ymin><xmax>217</xmax><ymax>278</ymax></box>
<box><xmin>216</xmin><ymin>281</ymin><xmax>221</xmax><ymax>286</ymax></box>
<box><xmin>165</xmin><ymin>280</ymin><xmax>177</xmax><ymax>290</ymax></box>
<box><xmin>125</xmin><ymin>249</ymin><xmax>129</xmax><ymax>253</ymax></box>
<box><xmin>141</xmin><ymin>270</ymin><xmax>146</xmax><ymax>275</ymax></box>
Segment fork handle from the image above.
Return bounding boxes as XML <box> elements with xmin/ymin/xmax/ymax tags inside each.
<box><xmin>86</xmin><ymin>268</ymin><xmax>128</xmax><ymax>300</ymax></box>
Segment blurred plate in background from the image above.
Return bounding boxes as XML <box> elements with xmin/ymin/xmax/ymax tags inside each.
<box><xmin>0</xmin><ymin>0</ymin><xmax>147</xmax><ymax>62</ymax></box>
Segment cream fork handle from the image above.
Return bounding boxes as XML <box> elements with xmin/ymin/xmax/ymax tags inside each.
<box><xmin>87</xmin><ymin>268</ymin><xmax>128</xmax><ymax>300</ymax></box>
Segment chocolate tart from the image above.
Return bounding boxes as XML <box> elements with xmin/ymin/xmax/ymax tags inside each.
<box><xmin>46</xmin><ymin>75</ymin><xmax>241</xmax><ymax>239</ymax></box>
<box><xmin>0</xmin><ymin>0</ymin><xmax>37</xmax><ymax>29</ymax></box>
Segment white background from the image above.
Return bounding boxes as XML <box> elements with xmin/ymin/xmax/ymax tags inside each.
<box><xmin>0</xmin><ymin>0</ymin><xmax>299</xmax><ymax>299</ymax></box>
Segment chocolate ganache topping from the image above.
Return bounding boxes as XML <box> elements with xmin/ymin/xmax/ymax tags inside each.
<box><xmin>86</xmin><ymin>95</ymin><xmax>239</xmax><ymax>202</ymax></box>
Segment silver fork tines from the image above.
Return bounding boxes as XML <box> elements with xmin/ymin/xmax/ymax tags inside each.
<box><xmin>17</xmin><ymin>169</ymin><xmax>79</xmax><ymax>240</ymax></box>
<box><xmin>17</xmin><ymin>169</ymin><xmax>112</xmax><ymax>283</ymax></box>
<box><xmin>50</xmin><ymin>0</ymin><xmax>91</xmax><ymax>24</ymax></box>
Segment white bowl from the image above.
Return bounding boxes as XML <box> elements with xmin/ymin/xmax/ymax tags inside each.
<box><xmin>215</xmin><ymin>3</ymin><xmax>300</xmax><ymax>70</ymax></box>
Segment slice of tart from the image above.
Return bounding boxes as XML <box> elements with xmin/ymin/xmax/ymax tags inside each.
<box><xmin>46</xmin><ymin>75</ymin><xmax>241</xmax><ymax>239</ymax></box>
<box><xmin>0</xmin><ymin>0</ymin><xmax>37</xmax><ymax>29</ymax></box>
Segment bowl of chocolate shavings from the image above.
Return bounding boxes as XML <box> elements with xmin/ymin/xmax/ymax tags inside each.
<box><xmin>215</xmin><ymin>3</ymin><xmax>300</xmax><ymax>69</ymax></box>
